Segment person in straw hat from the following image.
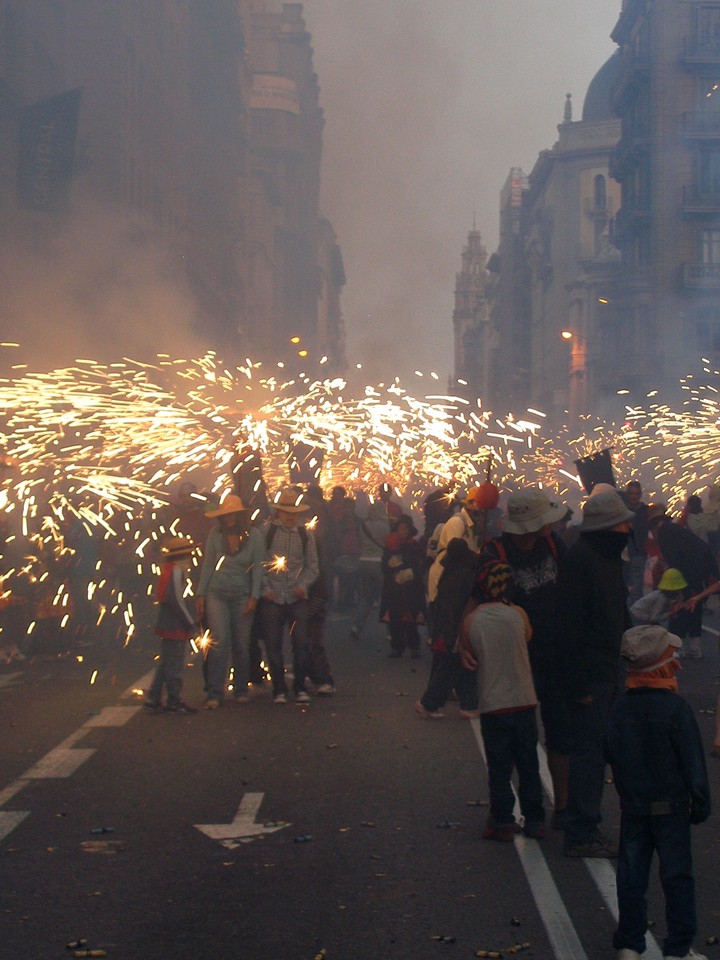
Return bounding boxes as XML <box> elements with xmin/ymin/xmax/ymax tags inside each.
<box><xmin>262</xmin><ymin>487</ymin><xmax>320</xmax><ymax>704</ymax></box>
<box><xmin>197</xmin><ymin>493</ymin><xmax>266</xmax><ymax>709</ymax></box>
<box><xmin>144</xmin><ymin>536</ymin><xmax>200</xmax><ymax>714</ymax></box>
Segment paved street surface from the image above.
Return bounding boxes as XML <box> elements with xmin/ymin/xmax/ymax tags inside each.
<box><xmin>1</xmin><ymin>613</ymin><xmax>719</xmax><ymax>960</ymax></box>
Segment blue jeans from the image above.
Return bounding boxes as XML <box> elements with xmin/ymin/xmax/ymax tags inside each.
<box><xmin>565</xmin><ymin>680</ymin><xmax>616</xmax><ymax>847</ymax></box>
<box><xmin>613</xmin><ymin>811</ymin><xmax>696</xmax><ymax>957</ymax></box>
<box><xmin>261</xmin><ymin>598</ymin><xmax>312</xmax><ymax>696</ymax></box>
<box><xmin>205</xmin><ymin>592</ymin><xmax>255</xmax><ymax>701</ymax></box>
<box><xmin>480</xmin><ymin>708</ymin><xmax>544</xmax><ymax>826</ymax></box>
<box><xmin>148</xmin><ymin>639</ymin><xmax>186</xmax><ymax>706</ymax></box>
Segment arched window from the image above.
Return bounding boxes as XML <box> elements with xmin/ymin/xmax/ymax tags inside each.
<box><xmin>594</xmin><ymin>174</ymin><xmax>607</xmax><ymax>211</ymax></box>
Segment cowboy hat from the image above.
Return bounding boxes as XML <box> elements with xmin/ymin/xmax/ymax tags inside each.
<box><xmin>205</xmin><ymin>493</ymin><xmax>251</xmax><ymax>517</ymax></box>
<box><xmin>273</xmin><ymin>488</ymin><xmax>310</xmax><ymax>513</ymax></box>
<box><xmin>161</xmin><ymin>536</ymin><xmax>197</xmax><ymax>558</ymax></box>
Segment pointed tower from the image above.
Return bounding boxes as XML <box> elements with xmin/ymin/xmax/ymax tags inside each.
<box><xmin>452</xmin><ymin>227</ymin><xmax>491</xmax><ymax>396</ymax></box>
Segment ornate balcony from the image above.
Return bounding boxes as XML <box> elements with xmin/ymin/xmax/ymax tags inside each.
<box><xmin>681</xmin><ymin>262</ymin><xmax>720</xmax><ymax>289</ymax></box>
<box><xmin>681</xmin><ymin>35</ymin><xmax>720</xmax><ymax>67</ymax></box>
<box><xmin>611</xmin><ymin>52</ymin><xmax>651</xmax><ymax>110</ymax></box>
<box><xmin>682</xmin><ymin>185</ymin><xmax>720</xmax><ymax>215</ymax></box>
<box><xmin>682</xmin><ymin>111</ymin><xmax>720</xmax><ymax>139</ymax></box>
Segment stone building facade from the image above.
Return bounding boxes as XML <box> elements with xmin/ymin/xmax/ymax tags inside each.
<box><xmin>457</xmin><ymin>69</ymin><xmax>621</xmax><ymax>421</ymax></box>
<box><xmin>0</xmin><ymin>0</ymin><xmax>345</xmax><ymax>370</ymax></box>
<box><xmin>610</xmin><ymin>0</ymin><xmax>720</xmax><ymax>399</ymax></box>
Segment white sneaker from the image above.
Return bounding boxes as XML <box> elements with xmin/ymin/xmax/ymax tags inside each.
<box><xmin>315</xmin><ymin>683</ymin><xmax>335</xmax><ymax>695</ymax></box>
<box><xmin>273</xmin><ymin>693</ymin><xmax>288</xmax><ymax>704</ymax></box>
<box><xmin>295</xmin><ymin>690</ymin><xmax>311</xmax><ymax>704</ymax></box>
<box><xmin>617</xmin><ymin>949</ymin><xmax>642</xmax><ymax>960</ymax></box>
<box><xmin>664</xmin><ymin>949</ymin><xmax>708</xmax><ymax>960</ymax></box>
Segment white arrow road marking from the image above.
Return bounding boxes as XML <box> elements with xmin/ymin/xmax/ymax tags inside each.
<box><xmin>195</xmin><ymin>792</ymin><xmax>291</xmax><ymax>848</ymax></box>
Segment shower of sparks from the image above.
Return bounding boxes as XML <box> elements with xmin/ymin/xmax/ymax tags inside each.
<box><xmin>0</xmin><ymin>346</ymin><xmax>718</xmax><ymax>658</ymax></box>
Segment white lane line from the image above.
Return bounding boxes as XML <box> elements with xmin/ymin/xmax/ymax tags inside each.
<box><xmin>85</xmin><ymin>706</ymin><xmax>142</xmax><ymax>727</ymax></box>
<box><xmin>23</xmin><ymin>748</ymin><xmax>96</xmax><ymax>779</ymax></box>
<box><xmin>0</xmin><ymin>810</ymin><xmax>29</xmax><ymax>841</ymax></box>
<box><xmin>468</xmin><ymin>718</ymin><xmax>590</xmax><ymax>960</ymax></box>
<box><xmin>536</xmin><ymin>743</ymin><xmax>663</xmax><ymax>960</ymax></box>
<box><xmin>121</xmin><ymin>671</ymin><xmax>154</xmax><ymax>700</ymax></box>
<box><xmin>0</xmin><ymin>673</ymin><xmax>150</xmax><ymax>844</ymax></box>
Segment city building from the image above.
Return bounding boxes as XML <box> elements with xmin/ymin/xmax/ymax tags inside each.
<box><xmin>462</xmin><ymin>64</ymin><xmax>622</xmax><ymax>422</ymax></box>
<box><xmin>610</xmin><ymin>0</ymin><xmax>720</xmax><ymax>402</ymax></box>
<box><xmin>0</xmin><ymin>0</ymin><xmax>345</xmax><ymax>370</ymax></box>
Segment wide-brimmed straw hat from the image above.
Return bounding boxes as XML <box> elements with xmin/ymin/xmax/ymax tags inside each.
<box><xmin>205</xmin><ymin>493</ymin><xmax>251</xmax><ymax>518</ymax></box>
<box><xmin>161</xmin><ymin>536</ymin><xmax>197</xmax><ymax>559</ymax></box>
<box><xmin>273</xmin><ymin>488</ymin><xmax>310</xmax><ymax>513</ymax></box>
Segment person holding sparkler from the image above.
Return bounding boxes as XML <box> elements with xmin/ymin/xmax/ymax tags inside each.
<box><xmin>197</xmin><ymin>494</ymin><xmax>265</xmax><ymax>709</ymax></box>
<box><xmin>262</xmin><ymin>487</ymin><xmax>320</xmax><ymax>704</ymax></box>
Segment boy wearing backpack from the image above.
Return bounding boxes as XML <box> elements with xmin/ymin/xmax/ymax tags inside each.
<box><xmin>262</xmin><ymin>487</ymin><xmax>320</xmax><ymax>704</ymax></box>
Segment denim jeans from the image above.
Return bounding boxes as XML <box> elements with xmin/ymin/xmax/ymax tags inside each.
<box><xmin>480</xmin><ymin>708</ymin><xmax>544</xmax><ymax>825</ymax></box>
<box><xmin>148</xmin><ymin>639</ymin><xmax>186</xmax><ymax>706</ymax></box>
<box><xmin>262</xmin><ymin>598</ymin><xmax>312</xmax><ymax>696</ymax></box>
<box><xmin>205</xmin><ymin>592</ymin><xmax>255</xmax><ymax>701</ymax></box>
<box><xmin>613</xmin><ymin>811</ymin><xmax>695</xmax><ymax>957</ymax></box>
<box><xmin>565</xmin><ymin>680</ymin><xmax>616</xmax><ymax>846</ymax></box>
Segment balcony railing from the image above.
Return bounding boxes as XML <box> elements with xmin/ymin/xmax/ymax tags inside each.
<box><xmin>611</xmin><ymin>52</ymin><xmax>651</xmax><ymax>109</ymax></box>
<box><xmin>681</xmin><ymin>262</ymin><xmax>720</xmax><ymax>289</ymax></box>
<box><xmin>613</xmin><ymin>200</ymin><xmax>651</xmax><ymax>236</ymax></box>
<box><xmin>681</xmin><ymin>185</ymin><xmax>720</xmax><ymax>214</ymax></box>
<box><xmin>682</xmin><ymin>111</ymin><xmax>720</xmax><ymax>138</ymax></box>
<box><xmin>682</xmin><ymin>35</ymin><xmax>720</xmax><ymax>65</ymax></box>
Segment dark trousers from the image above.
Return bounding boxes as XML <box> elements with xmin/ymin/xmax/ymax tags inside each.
<box><xmin>389</xmin><ymin>620</ymin><xmax>419</xmax><ymax>654</ymax></box>
<box><xmin>307</xmin><ymin>607</ymin><xmax>333</xmax><ymax>686</ymax></box>
<box><xmin>480</xmin><ymin>708</ymin><xmax>544</xmax><ymax>826</ymax></box>
<box><xmin>148</xmin><ymin>639</ymin><xmax>186</xmax><ymax>706</ymax></box>
<box><xmin>565</xmin><ymin>681</ymin><xmax>616</xmax><ymax>847</ymax></box>
<box><xmin>421</xmin><ymin>650</ymin><xmax>478</xmax><ymax>712</ymax></box>
<box><xmin>613</xmin><ymin>811</ymin><xmax>696</xmax><ymax>957</ymax></box>
<box><xmin>261</xmin><ymin>599</ymin><xmax>311</xmax><ymax>696</ymax></box>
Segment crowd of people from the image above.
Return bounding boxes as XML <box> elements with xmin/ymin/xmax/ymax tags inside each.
<box><xmin>42</xmin><ymin>469</ymin><xmax>717</xmax><ymax>960</ymax></box>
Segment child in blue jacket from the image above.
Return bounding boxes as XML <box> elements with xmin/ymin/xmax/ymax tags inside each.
<box><xmin>605</xmin><ymin>625</ymin><xmax>710</xmax><ymax>960</ymax></box>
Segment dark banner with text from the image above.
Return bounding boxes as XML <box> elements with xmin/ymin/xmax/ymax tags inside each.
<box><xmin>17</xmin><ymin>88</ymin><xmax>82</xmax><ymax>211</ymax></box>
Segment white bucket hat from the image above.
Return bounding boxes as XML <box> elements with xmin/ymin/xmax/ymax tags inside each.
<box><xmin>502</xmin><ymin>488</ymin><xmax>567</xmax><ymax>535</ymax></box>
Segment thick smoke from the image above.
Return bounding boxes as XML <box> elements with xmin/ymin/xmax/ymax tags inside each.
<box><xmin>302</xmin><ymin>0</ymin><xmax>619</xmax><ymax>383</ymax></box>
<box><xmin>0</xmin><ymin>196</ymin><xmax>203</xmax><ymax>370</ymax></box>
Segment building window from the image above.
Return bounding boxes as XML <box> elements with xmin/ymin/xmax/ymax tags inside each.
<box><xmin>697</xmin><ymin>6</ymin><xmax>720</xmax><ymax>48</ymax></box>
<box><xmin>701</xmin><ymin>229</ymin><xmax>720</xmax><ymax>263</ymax></box>
<box><xmin>593</xmin><ymin>175</ymin><xmax>607</xmax><ymax>211</ymax></box>
<box><xmin>696</xmin><ymin>309</ymin><xmax>720</xmax><ymax>353</ymax></box>
<box><xmin>699</xmin><ymin>148</ymin><xmax>720</xmax><ymax>194</ymax></box>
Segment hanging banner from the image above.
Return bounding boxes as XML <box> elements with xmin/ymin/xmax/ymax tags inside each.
<box><xmin>17</xmin><ymin>88</ymin><xmax>82</xmax><ymax>211</ymax></box>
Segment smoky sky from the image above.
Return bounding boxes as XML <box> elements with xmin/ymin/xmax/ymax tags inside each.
<box><xmin>300</xmin><ymin>0</ymin><xmax>620</xmax><ymax>385</ymax></box>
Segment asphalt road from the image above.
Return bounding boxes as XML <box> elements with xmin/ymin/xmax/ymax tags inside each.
<box><xmin>1</xmin><ymin>612</ymin><xmax>719</xmax><ymax>960</ymax></box>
